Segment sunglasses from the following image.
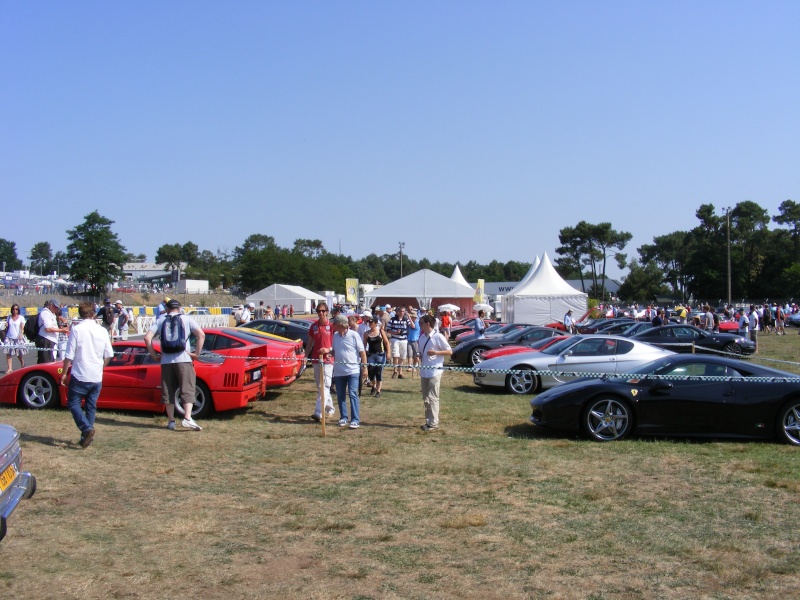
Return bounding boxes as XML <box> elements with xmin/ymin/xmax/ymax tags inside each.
<box><xmin>317</xmin><ymin>310</ymin><xmax>328</xmax><ymax>314</ymax></box>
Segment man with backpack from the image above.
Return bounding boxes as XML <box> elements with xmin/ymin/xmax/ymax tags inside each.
<box><xmin>96</xmin><ymin>298</ymin><xmax>116</xmax><ymax>339</ymax></box>
<box><xmin>144</xmin><ymin>299</ymin><xmax>206</xmax><ymax>431</ymax></box>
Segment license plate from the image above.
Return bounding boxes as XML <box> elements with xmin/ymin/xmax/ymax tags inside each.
<box><xmin>252</xmin><ymin>369</ymin><xmax>262</xmax><ymax>381</ymax></box>
<box><xmin>0</xmin><ymin>463</ymin><xmax>18</xmax><ymax>493</ymax></box>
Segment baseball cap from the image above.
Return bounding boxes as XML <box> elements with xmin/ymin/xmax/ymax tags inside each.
<box><xmin>248</xmin><ymin>302</ymin><xmax>255</xmax><ymax>308</ymax></box>
<box><xmin>361</xmin><ymin>310</ymin><xmax>372</xmax><ymax>318</ymax></box>
<box><xmin>333</xmin><ymin>314</ymin><xmax>348</xmax><ymax>327</ymax></box>
<box><xmin>115</xmin><ymin>300</ymin><xmax>123</xmax><ymax>305</ymax></box>
<box><xmin>166</xmin><ymin>299</ymin><xmax>181</xmax><ymax>309</ymax></box>
<box><xmin>47</xmin><ymin>298</ymin><xmax>60</xmax><ymax>307</ymax></box>
<box><xmin>104</xmin><ymin>297</ymin><xmax>111</xmax><ymax>303</ymax></box>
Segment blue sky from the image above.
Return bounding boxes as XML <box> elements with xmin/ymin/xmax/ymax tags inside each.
<box><xmin>2</xmin><ymin>1</ymin><xmax>798</xmax><ymax>279</ymax></box>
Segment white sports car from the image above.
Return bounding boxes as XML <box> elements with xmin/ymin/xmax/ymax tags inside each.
<box><xmin>472</xmin><ymin>335</ymin><xmax>674</xmax><ymax>395</ymax></box>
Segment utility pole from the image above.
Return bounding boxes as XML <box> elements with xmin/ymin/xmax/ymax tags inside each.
<box><xmin>726</xmin><ymin>207</ymin><xmax>732</xmax><ymax>307</ymax></box>
<box><xmin>399</xmin><ymin>242</ymin><xmax>405</xmax><ymax>278</ymax></box>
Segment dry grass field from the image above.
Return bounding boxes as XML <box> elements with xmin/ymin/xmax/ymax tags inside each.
<box><xmin>1</xmin><ymin>333</ymin><xmax>799</xmax><ymax>599</ymax></box>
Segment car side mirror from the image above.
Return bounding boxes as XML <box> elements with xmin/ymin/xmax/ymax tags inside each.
<box><xmin>651</xmin><ymin>380</ymin><xmax>673</xmax><ymax>391</ymax></box>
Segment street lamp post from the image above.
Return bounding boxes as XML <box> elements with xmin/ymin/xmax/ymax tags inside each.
<box><xmin>399</xmin><ymin>242</ymin><xmax>405</xmax><ymax>278</ymax></box>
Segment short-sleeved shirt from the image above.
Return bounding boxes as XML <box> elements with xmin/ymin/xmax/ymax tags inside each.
<box><xmin>387</xmin><ymin>316</ymin><xmax>410</xmax><ymax>340</ymax></box>
<box><xmin>332</xmin><ymin>329</ymin><xmax>365</xmax><ymax>377</ymax></box>
<box><xmin>308</xmin><ymin>320</ymin><xmax>334</xmax><ymax>364</ymax></box>
<box><xmin>419</xmin><ymin>332</ymin><xmax>450</xmax><ymax>378</ymax></box>
<box><xmin>149</xmin><ymin>313</ymin><xmax>200</xmax><ymax>364</ymax></box>
<box><xmin>65</xmin><ymin>319</ymin><xmax>114</xmax><ymax>383</ymax></box>
<box><xmin>407</xmin><ymin>320</ymin><xmax>421</xmax><ymax>342</ymax></box>
<box><xmin>38</xmin><ymin>308</ymin><xmax>59</xmax><ymax>343</ymax></box>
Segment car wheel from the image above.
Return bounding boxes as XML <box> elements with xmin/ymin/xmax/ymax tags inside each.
<box><xmin>777</xmin><ymin>400</ymin><xmax>800</xmax><ymax>446</ymax></box>
<box><xmin>583</xmin><ymin>397</ymin><xmax>632</xmax><ymax>442</ymax></box>
<box><xmin>173</xmin><ymin>380</ymin><xmax>213</xmax><ymax>420</ymax></box>
<box><xmin>505</xmin><ymin>366</ymin><xmax>539</xmax><ymax>395</ymax></box>
<box><xmin>723</xmin><ymin>342</ymin><xmax>742</xmax><ymax>356</ymax></box>
<box><xmin>18</xmin><ymin>372</ymin><xmax>59</xmax><ymax>409</ymax></box>
<box><xmin>469</xmin><ymin>347</ymin><xmax>489</xmax><ymax>366</ymax></box>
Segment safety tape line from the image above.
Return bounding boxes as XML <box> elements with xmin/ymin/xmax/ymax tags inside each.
<box><xmin>18</xmin><ymin>344</ymin><xmax>800</xmax><ymax>383</ymax></box>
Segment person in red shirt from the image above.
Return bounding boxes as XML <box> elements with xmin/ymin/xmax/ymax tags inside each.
<box><xmin>306</xmin><ymin>302</ymin><xmax>336</xmax><ymax>421</ymax></box>
<box><xmin>440</xmin><ymin>311</ymin><xmax>452</xmax><ymax>339</ymax></box>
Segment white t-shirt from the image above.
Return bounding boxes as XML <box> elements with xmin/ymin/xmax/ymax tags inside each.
<box><xmin>332</xmin><ymin>329</ymin><xmax>365</xmax><ymax>377</ymax></box>
<box><xmin>5</xmin><ymin>314</ymin><xmax>25</xmax><ymax>340</ymax></box>
<box><xmin>149</xmin><ymin>313</ymin><xmax>200</xmax><ymax>364</ymax></box>
<box><xmin>38</xmin><ymin>308</ymin><xmax>59</xmax><ymax>343</ymax></box>
<box><xmin>65</xmin><ymin>319</ymin><xmax>114</xmax><ymax>383</ymax></box>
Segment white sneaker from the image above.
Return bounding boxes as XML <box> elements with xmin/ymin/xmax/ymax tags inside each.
<box><xmin>181</xmin><ymin>418</ymin><xmax>202</xmax><ymax>431</ymax></box>
<box><xmin>325</xmin><ymin>407</ymin><xmax>336</xmax><ymax>416</ymax></box>
<box><xmin>338</xmin><ymin>418</ymin><xmax>348</xmax><ymax>427</ymax></box>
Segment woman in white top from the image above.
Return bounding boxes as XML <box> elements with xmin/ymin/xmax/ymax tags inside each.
<box><xmin>4</xmin><ymin>304</ymin><xmax>28</xmax><ymax>372</ymax></box>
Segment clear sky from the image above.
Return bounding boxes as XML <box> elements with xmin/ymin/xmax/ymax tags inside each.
<box><xmin>2</xmin><ymin>1</ymin><xmax>798</xmax><ymax>279</ymax></box>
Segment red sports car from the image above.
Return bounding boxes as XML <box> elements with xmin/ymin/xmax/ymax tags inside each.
<box><xmin>194</xmin><ymin>327</ymin><xmax>305</xmax><ymax>388</ymax></box>
<box><xmin>481</xmin><ymin>335</ymin><xmax>570</xmax><ymax>361</ymax></box>
<box><xmin>0</xmin><ymin>341</ymin><xmax>269</xmax><ymax>419</ymax></box>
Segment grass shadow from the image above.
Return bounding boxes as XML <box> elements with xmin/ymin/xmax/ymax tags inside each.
<box><xmin>19</xmin><ymin>432</ymin><xmax>73</xmax><ymax>447</ymax></box>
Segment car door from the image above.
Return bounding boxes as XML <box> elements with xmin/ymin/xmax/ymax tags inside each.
<box><xmin>99</xmin><ymin>346</ymin><xmax>161</xmax><ymax>409</ymax></box>
<box><xmin>549</xmin><ymin>338</ymin><xmax>620</xmax><ymax>383</ymax></box>
<box><xmin>635</xmin><ymin>362</ymin><xmax>735</xmax><ymax>434</ymax></box>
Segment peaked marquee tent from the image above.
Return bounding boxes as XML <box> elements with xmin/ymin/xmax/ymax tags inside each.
<box><xmin>449</xmin><ymin>265</ymin><xmax>472</xmax><ymax>289</ymax></box>
<box><xmin>246</xmin><ymin>284</ymin><xmax>326</xmax><ymax>314</ymax></box>
<box><xmin>363</xmin><ymin>269</ymin><xmax>476</xmax><ymax>313</ymax></box>
<box><xmin>503</xmin><ymin>252</ymin><xmax>588</xmax><ymax>325</ymax></box>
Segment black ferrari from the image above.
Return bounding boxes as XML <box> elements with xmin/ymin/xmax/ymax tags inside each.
<box><xmin>630</xmin><ymin>324</ymin><xmax>755</xmax><ymax>356</ymax></box>
<box><xmin>529</xmin><ymin>354</ymin><xmax>800</xmax><ymax>445</ymax></box>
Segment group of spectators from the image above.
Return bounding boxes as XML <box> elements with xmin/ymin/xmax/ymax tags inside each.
<box><xmin>233</xmin><ymin>301</ymin><xmax>293</xmax><ymax>324</ymax></box>
<box><xmin>306</xmin><ymin>302</ymin><xmax>453</xmax><ymax>432</ymax></box>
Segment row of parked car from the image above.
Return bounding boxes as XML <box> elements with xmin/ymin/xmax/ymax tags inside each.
<box><xmin>445</xmin><ymin>315</ymin><xmax>800</xmax><ymax>447</ymax></box>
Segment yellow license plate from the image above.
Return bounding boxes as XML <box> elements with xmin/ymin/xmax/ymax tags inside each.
<box><xmin>0</xmin><ymin>463</ymin><xmax>18</xmax><ymax>493</ymax></box>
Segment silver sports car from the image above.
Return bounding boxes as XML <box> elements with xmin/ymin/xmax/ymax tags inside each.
<box><xmin>472</xmin><ymin>335</ymin><xmax>674</xmax><ymax>395</ymax></box>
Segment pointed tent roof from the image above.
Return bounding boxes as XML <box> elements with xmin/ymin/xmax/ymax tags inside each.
<box><xmin>364</xmin><ymin>269</ymin><xmax>475</xmax><ymax>299</ymax></box>
<box><xmin>504</xmin><ymin>255</ymin><xmax>540</xmax><ymax>296</ymax></box>
<box><xmin>449</xmin><ymin>265</ymin><xmax>472</xmax><ymax>289</ymax></box>
<box><xmin>507</xmin><ymin>252</ymin><xmax>586</xmax><ymax>297</ymax></box>
<box><xmin>246</xmin><ymin>284</ymin><xmax>325</xmax><ymax>304</ymax></box>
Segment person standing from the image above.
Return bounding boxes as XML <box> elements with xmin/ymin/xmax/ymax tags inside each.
<box><xmin>113</xmin><ymin>300</ymin><xmax>130</xmax><ymax>341</ymax></box>
<box><xmin>144</xmin><ymin>299</ymin><xmax>205</xmax><ymax>431</ymax></box>
<box><xmin>386</xmin><ymin>306</ymin><xmax>413</xmax><ymax>378</ymax></box>
<box><xmin>37</xmin><ymin>299</ymin><xmax>68</xmax><ymax>364</ymax></box>
<box><xmin>330</xmin><ymin>314</ymin><xmax>368</xmax><ymax>429</ymax></box>
<box><xmin>96</xmin><ymin>298</ymin><xmax>116</xmax><ymax>339</ymax></box>
<box><xmin>306</xmin><ymin>302</ymin><xmax>335</xmax><ymax>421</ymax></box>
<box><xmin>406</xmin><ymin>310</ymin><xmax>421</xmax><ymax>377</ymax></box>
<box><xmin>254</xmin><ymin>301</ymin><xmax>266</xmax><ymax>320</ymax></box>
<box><xmin>748</xmin><ymin>304</ymin><xmax>759</xmax><ymax>354</ymax></box>
<box><xmin>563</xmin><ymin>309</ymin><xmax>575</xmax><ymax>334</ymax></box>
<box><xmin>474</xmin><ymin>310</ymin><xmax>487</xmax><ymax>339</ymax></box>
<box><xmin>364</xmin><ymin>317</ymin><xmax>391</xmax><ymax>398</ymax></box>
<box><xmin>3</xmin><ymin>304</ymin><xmax>28</xmax><ymax>373</ymax></box>
<box><xmin>440</xmin><ymin>310</ymin><xmax>452</xmax><ymax>339</ymax></box>
<box><xmin>240</xmin><ymin>303</ymin><xmax>253</xmax><ymax>325</ymax></box>
<box><xmin>60</xmin><ymin>302</ymin><xmax>114</xmax><ymax>448</ymax></box>
<box><xmin>418</xmin><ymin>314</ymin><xmax>452</xmax><ymax>432</ymax></box>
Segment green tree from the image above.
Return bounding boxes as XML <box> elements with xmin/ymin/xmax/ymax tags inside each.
<box><xmin>773</xmin><ymin>199</ymin><xmax>800</xmax><ymax>257</ymax></box>
<box><xmin>617</xmin><ymin>260</ymin><xmax>671</xmax><ymax>303</ymax></box>
<box><xmin>66</xmin><ymin>211</ymin><xmax>127</xmax><ymax>293</ymax></box>
<box><xmin>638</xmin><ymin>231</ymin><xmax>692</xmax><ymax>300</ymax></box>
<box><xmin>29</xmin><ymin>241</ymin><xmax>53</xmax><ymax>275</ymax></box>
<box><xmin>292</xmin><ymin>239</ymin><xmax>325</xmax><ymax>259</ymax></box>
<box><xmin>0</xmin><ymin>238</ymin><xmax>23</xmax><ymax>271</ymax></box>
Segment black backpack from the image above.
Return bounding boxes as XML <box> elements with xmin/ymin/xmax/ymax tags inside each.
<box><xmin>23</xmin><ymin>314</ymin><xmax>40</xmax><ymax>340</ymax></box>
<box><xmin>160</xmin><ymin>314</ymin><xmax>187</xmax><ymax>354</ymax></box>
<box><xmin>102</xmin><ymin>307</ymin><xmax>115</xmax><ymax>326</ymax></box>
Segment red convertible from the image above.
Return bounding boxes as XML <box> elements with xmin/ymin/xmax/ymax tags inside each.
<box><xmin>0</xmin><ymin>341</ymin><xmax>269</xmax><ymax>419</ymax></box>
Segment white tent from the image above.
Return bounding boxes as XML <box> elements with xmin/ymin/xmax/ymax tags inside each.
<box><xmin>504</xmin><ymin>252</ymin><xmax>588</xmax><ymax>325</ymax></box>
<box><xmin>364</xmin><ymin>269</ymin><xmax>475</xmax><ymax>312</ymax></box>
<box><xmin>505</xmin><ymin>256</ymin><xmax>541</xmax><ymax>296</ymax></box>
<box><xmin>449</xmin><ymin>265</ymin><xmax>472</xmax><ymax>289</ymax></box>
<box><xmin>246</xmin><ymin>284</ymin><xmax>326</xmax><ymax>315</ymax></box>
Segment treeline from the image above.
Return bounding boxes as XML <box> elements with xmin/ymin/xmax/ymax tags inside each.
<box><xmin>1</xmin><ymin>199</ymin><xmax>798</xmax><ymax>301</ymax></box>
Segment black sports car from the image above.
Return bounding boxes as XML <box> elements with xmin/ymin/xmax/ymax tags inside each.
<box><xmin>451</xmin><ymin>326</ymin><xmax>564</xmax><ymax>366</ymax></box>
<box><xmin>630</xmin><ymin>324</ymin><xmax>755</xmax><ymax>355</ymax></box>
<box><xmin>529</xmin><ymin>354</ymin><xmax>800</xmax><ymax>445</ymax></box>
<box><xmin>593</xmin><ymin>320</ymin><xmax>652</xmax><ymax>337</ymax></box>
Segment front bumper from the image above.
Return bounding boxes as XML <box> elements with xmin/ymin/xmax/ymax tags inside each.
<box><xmin>1</xmin><ymin>471</ymin><xmax>37</xmax><ymax>541</ymax></box>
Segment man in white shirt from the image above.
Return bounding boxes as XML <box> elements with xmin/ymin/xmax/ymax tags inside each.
<box><xmin>330</xmin><ymin>314</ymin><xmax>368</xmax><ymax>429</ymax></box>
<box><xmin>60</xmin><ymin>302</ymin><xmax>114</xmax><ymax>448</ymax></box>
<box><xmin>418</xmin><ymin>314</ymin><xmax>453</xmax><ymax>432</ymax></box>
<box><xmin>38</xmin><ymin>298</ymin><xmax>69</xmax><ymax>364</ymax></box>
<box><xmin>748</xmin><ymin>304</ymin><xmax>759</xmax><ymax>354</ymax></box>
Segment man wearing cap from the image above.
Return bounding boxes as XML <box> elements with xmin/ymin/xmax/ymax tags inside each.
<box><xmin>113</xmin><ymin>300</ymin><xmax>130</xmax><ymax>341</ymax></box>
<box><xmin>329</xmin><ymin>314</ymin><xmax>368</xmax><ymax>429</ymax></box>
<box><xmin>154</xmin><ymin>297</ymin><xmax>171</xmax><ymax>320</ymax></box>
<box><xmin>37</xmin><ymin>299</ymin><xmax>69</xmax><ymax>364</ymax></box>
<box><xmin>144</xmin><ymin>299</ymin><xmax>206</xmax><ymax>431</ymax></box>
<box><xmin>60</xmin><ymin>301</ymin><xmax>114</xmax><ymax>448</ymax></box>
<box><xmin>96</xmin><ymin>298</ymin><xmax>116</xmax><ymax>338</ymax></box>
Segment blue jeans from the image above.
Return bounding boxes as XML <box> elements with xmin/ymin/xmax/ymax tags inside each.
<box><xmin>67</xmin><ymin>377</ymin><xmax>102</xmax><ymax>434</ymax></box>
<box><xmin>334</xmin><ymin>373</ymin><xmax>360</xmax><ymax>423</ymax></box>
